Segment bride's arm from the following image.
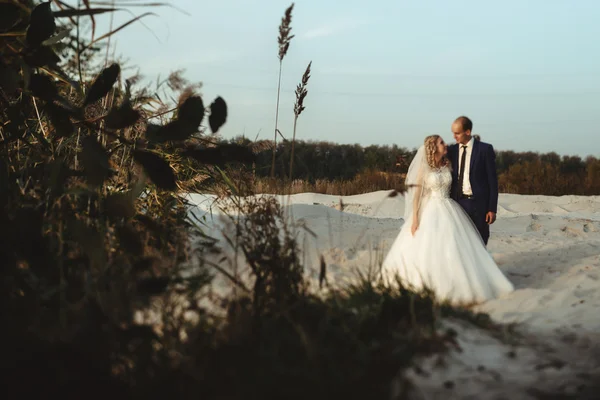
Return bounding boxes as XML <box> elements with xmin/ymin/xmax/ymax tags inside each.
<box><xmin>411</xmin><ymin>175</ymin><xmax>424</xmax><ymax>235</ymax></box>
<box><xmin>412</xmin><ymin>184</ymin><xmax>422</xmax><ymax>221</ymax></box>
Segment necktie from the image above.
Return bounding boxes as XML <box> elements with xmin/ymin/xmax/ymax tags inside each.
<box><xmin>457</xmin><ymin>145</ymin><xmax>467</xmax><ymax>196</ymax></box>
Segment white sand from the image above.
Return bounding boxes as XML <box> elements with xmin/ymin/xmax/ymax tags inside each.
<box><xmin>186</xmin><ymin>191</ymin><xmax>600</xmax><ymax>398</ymax></box>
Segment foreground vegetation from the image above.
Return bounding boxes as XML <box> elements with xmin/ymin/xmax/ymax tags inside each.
<box><xmin>0</xmin><ymin>2</ymin><xmax>508</xmax><ymax>399</ymax></box>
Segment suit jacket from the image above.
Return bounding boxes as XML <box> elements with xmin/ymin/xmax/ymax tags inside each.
<box><xmin>448</xmin><ymin>139</ymin><xmax>499</xmax><ymax>214</ymax></box>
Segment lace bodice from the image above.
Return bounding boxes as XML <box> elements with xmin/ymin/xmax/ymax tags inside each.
<box><xmin>424</xmin><ymin>167</ymin><xmax>452</xmax><ymax>199</ymax></box>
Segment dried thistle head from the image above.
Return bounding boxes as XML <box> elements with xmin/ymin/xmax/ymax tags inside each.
<box><xmin>278</xmin><ymin>3</ymin><xmax>295</xmax><ymax>61</ymax></box>
<box><xmin>177</xmin><ymin>87</ymin><xmax>197</xmax><ymax>107</ymax></box>
<box><xmin>166</xmin><ymin>69</ymin><xmax>202</xmax><ymax>95</ymax></box>
<box><xmin>167</xmin><ymin>69</ymin><xmax>187</xmax><ymax>92</ymax></box>
<box><xmin>294</xmin><ymin>61</ymin><xmax>311</xmax><ymax>117</ymax></box>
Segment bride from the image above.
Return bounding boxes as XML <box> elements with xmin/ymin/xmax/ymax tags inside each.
<box><xmin>381</xmin><ymin>134</ymin><xmax>514</xmax><ymax>305</ymax></box>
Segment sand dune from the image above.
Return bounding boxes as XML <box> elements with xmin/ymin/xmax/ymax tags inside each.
<box><xmin>187</xmin><ymin>191</ymin><xmax>600</xmax><ymax>398</ymax></box>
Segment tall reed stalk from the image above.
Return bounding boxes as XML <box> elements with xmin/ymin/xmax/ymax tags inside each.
<box><xmin>270</xmin><ymin>3</ymin><xmax>294</xmax><ymax>178</ymax></box>
<box><xmin>289</xmin><ymin>61</ymin><xmax>311</xmax><ymax>181</ymax></box>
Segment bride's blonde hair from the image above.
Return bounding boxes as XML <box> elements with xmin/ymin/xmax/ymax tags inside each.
<box><xmin>424</xmin><ymin>134</ymin><xmax>449</xmax><ymax>169</ymax></box>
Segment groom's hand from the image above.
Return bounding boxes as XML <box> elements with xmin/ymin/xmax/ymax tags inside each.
<box><xmin>485</xmin><ymin>211</ymin><xmax>496</xmax><ymax>224</ymax></box>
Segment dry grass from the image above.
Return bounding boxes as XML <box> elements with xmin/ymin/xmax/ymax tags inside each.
<box><xmin>253</xmin><ymin>170</ymin><xmax>406</xmax><ymax>196</ymax></box>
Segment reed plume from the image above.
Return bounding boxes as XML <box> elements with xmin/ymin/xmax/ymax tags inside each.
<box><xmin>270</xmin><ymin>3</ymin><xmax>295</xmax><ymax>177</ymax></box>
<box><xmin>289</xmin><ymin>61</ymin><xmax>311</xmax><ymax>181</ymax></box>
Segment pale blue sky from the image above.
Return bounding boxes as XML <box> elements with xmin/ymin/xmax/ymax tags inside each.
<box><xmin>90</xmin><ymin>0</ymin><xmax>600</xmax><ymax>157</ymax></box>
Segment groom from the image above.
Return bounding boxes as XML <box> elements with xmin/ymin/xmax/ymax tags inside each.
<box><xmin>448</xmin><ymin>116</ymin><xmax>499</xmax><ymax>246</ymax></box>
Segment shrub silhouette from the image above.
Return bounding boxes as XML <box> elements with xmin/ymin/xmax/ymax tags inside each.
<box><xmin>0</xmin><ymin>1</ymin><xmax>252</xmax><ymax>396</ymax></box>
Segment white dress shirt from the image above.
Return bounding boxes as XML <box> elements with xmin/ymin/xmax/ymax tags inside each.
<box><xmin>458</xmin><ymin>137</ymin><xmax>474</xmax><ymax>196</ymax></box>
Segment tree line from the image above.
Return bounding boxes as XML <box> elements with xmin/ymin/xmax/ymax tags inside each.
<box><xmin>226</xmin><ymin>137</ymin><xmax>600</xmax><ymax>196</ymax></box>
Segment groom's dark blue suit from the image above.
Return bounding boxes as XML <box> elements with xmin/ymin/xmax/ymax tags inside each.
<box><xmin>448</xmin><ymin>139</ymin><xmax>499</xmax><ymax>245</ymax></box>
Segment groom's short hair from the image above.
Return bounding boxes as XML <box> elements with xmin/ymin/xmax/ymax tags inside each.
<box><xmin>454</xmin><ymin>116</ymin><xmax>473</xmax><ymax>133</ymax></box>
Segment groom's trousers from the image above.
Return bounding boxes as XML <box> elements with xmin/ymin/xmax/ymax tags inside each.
<box><xmin>458</xmin><ymin>197</ymin><xmax>490</xmax><ymax>246</ymax></box>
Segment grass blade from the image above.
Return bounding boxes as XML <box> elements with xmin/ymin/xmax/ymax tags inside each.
<box><xmin>82</xmin><ymin>0</ymin><xmax>96</xmax><ymax>41</ymax></box>
<box><xmin>53</xmin><ymin>8</ymin><xmax>120</xmax><ymax>18</ymax></box>
<box><xmin>0</xmin><ymin>31</ymin><xmax>25</xmax><ymax>37</ymax></box>
<box><xmin>89</xmin><ymin>1</ymin><xmax>191</xmax><ymax>15</ymax></box>
<box><xmin>82</xmin><ymin>12</ymin><xmax>157</xmax><ymax>52</ymax></box>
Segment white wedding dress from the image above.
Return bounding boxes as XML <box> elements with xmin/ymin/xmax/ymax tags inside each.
<box><xmin>381</xmin><ymin>165</ymin><xmax>514</xmax><ymax>305</ymax></box>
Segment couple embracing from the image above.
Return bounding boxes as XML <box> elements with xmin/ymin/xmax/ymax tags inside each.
<box><xmin>382</xmin><ymin>116</ymin><xmax>514</xmax><ymax>305</ymax></box>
